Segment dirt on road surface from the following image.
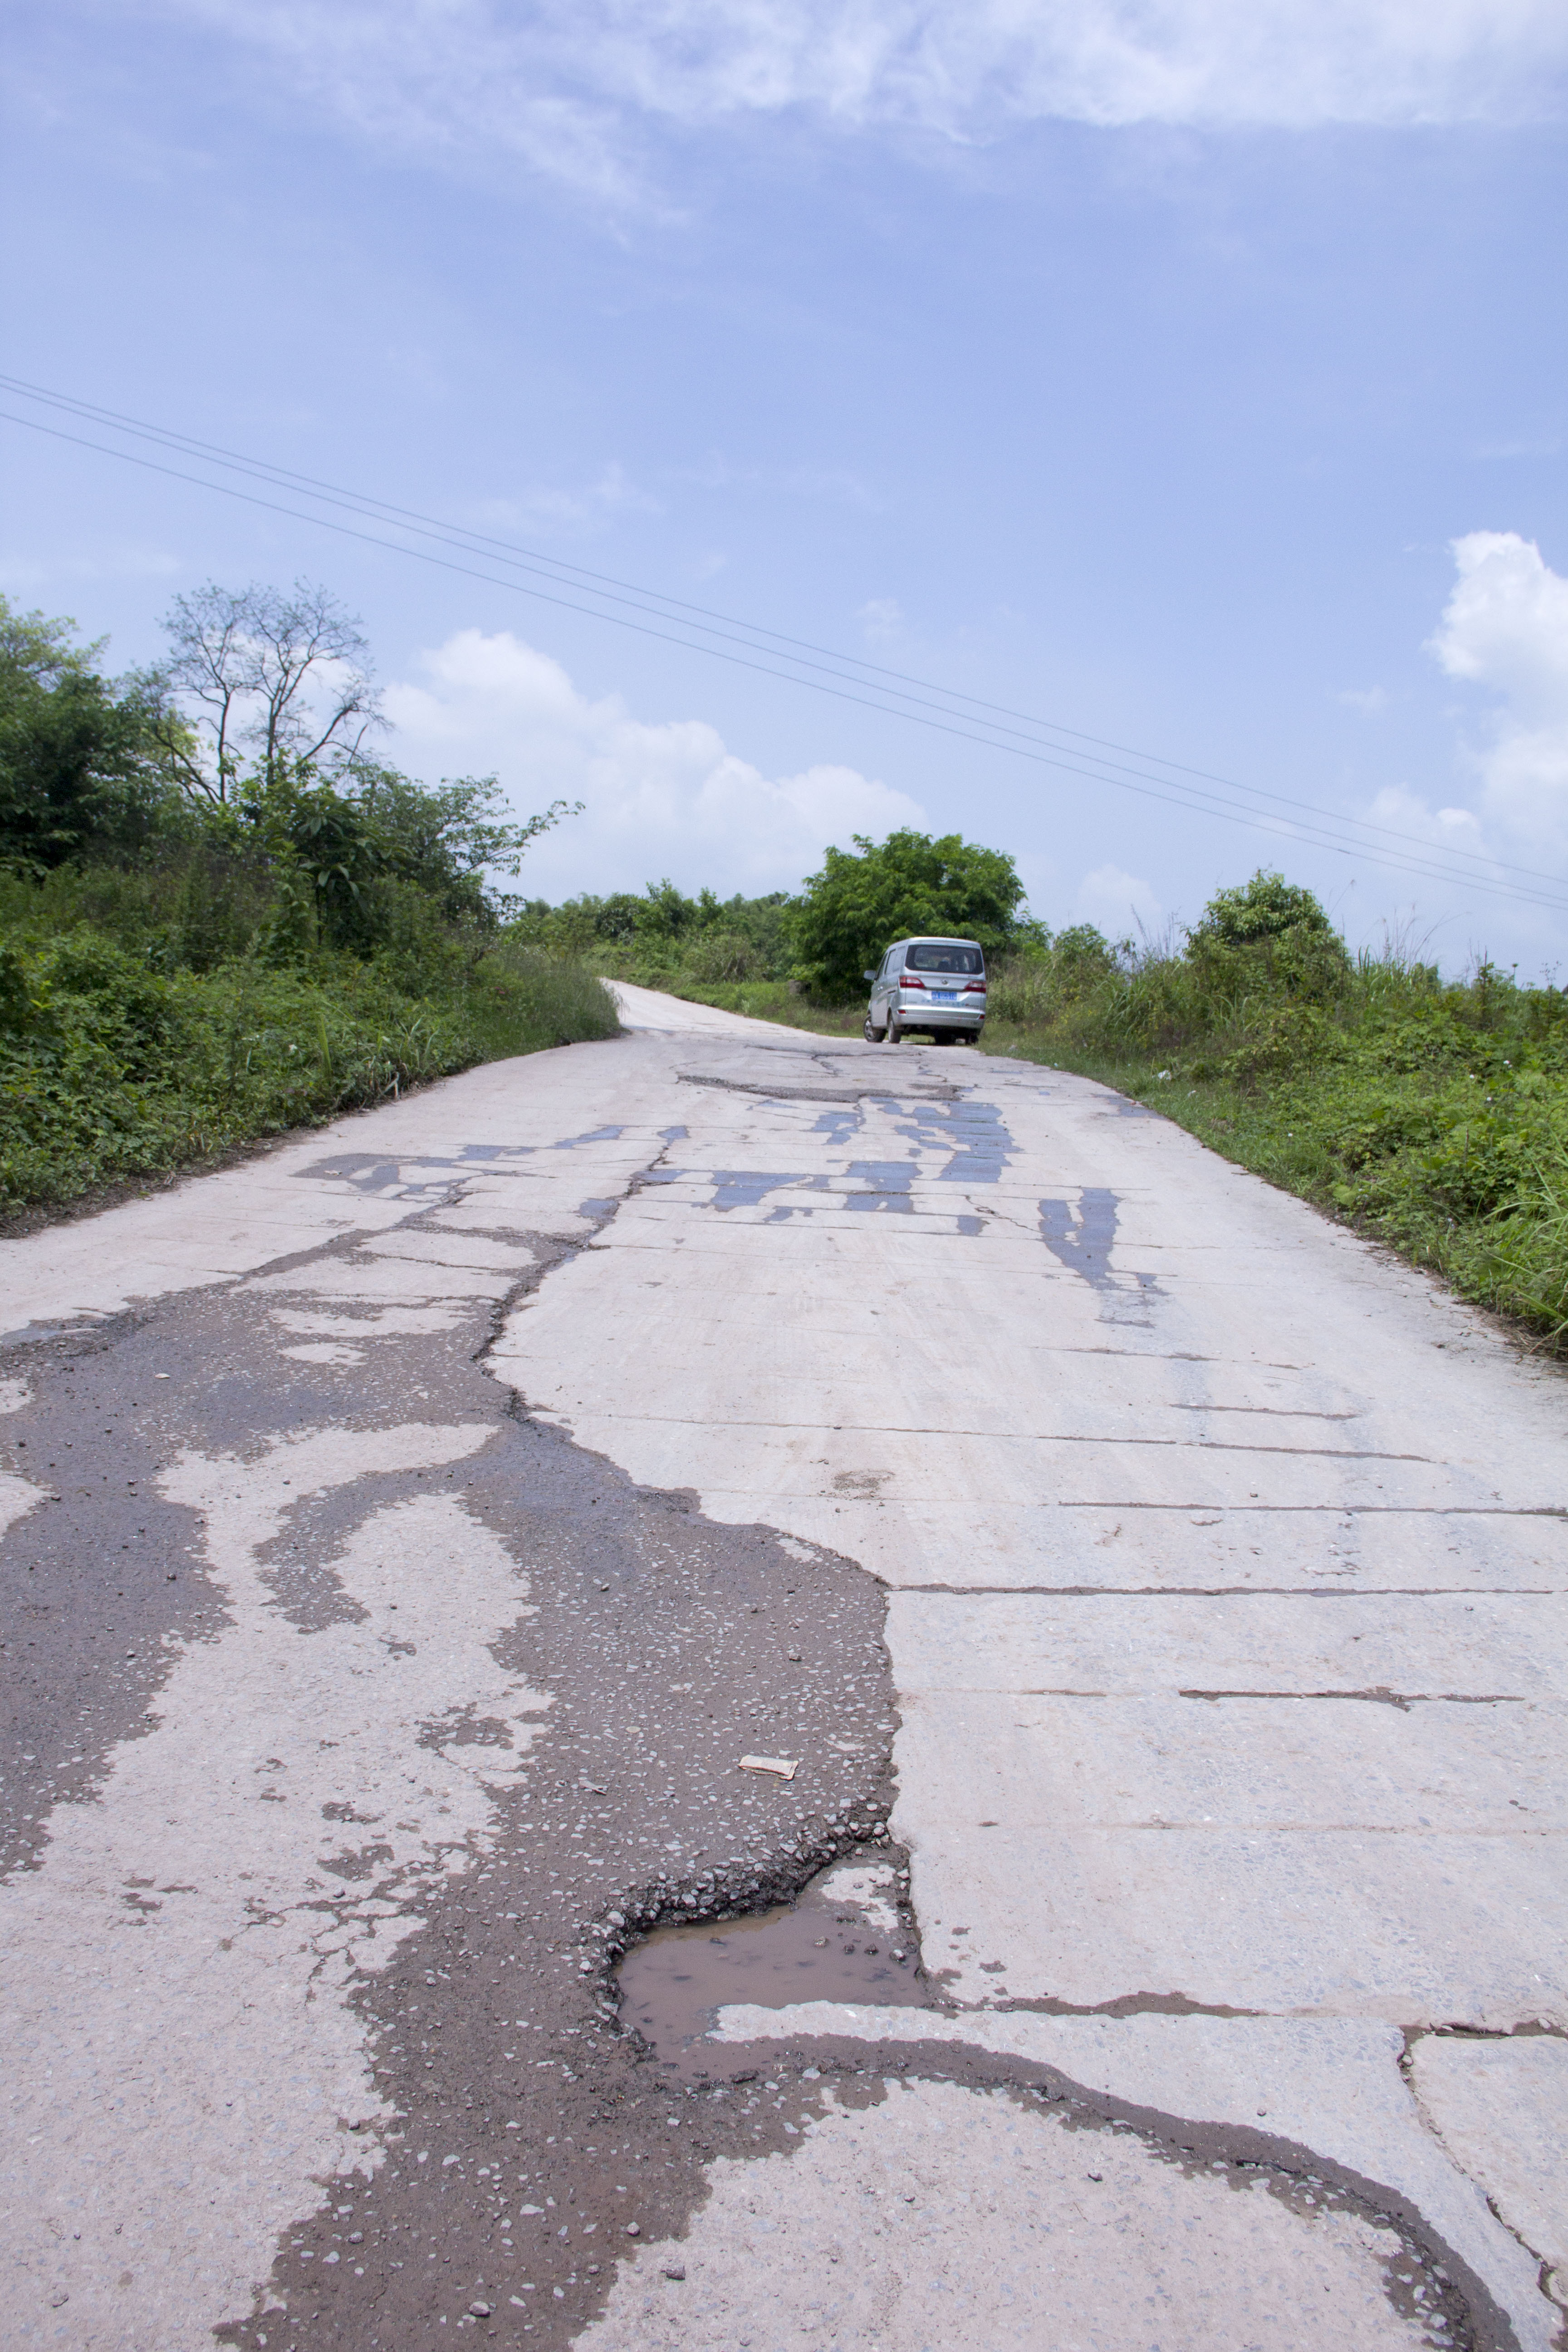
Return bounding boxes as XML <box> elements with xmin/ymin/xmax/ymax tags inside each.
<box><xmin>2</xmin><ymin>980</ymin><xmax>1564</xmax><ymax>2352</ymax></box>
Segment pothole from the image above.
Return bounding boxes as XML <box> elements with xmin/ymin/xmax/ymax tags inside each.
<box><xmin>616</xmin><ymin>1852</ymin><xmax>932</xmax><ymax>2074</ymax></box>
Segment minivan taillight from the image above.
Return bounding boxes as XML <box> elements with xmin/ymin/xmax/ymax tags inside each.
<box><xmin>899</xmin><ymin>973</ymin><xmax>926</xmax><ymax>989</ymax></box>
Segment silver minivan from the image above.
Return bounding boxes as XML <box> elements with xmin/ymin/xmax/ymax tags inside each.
<box><xmin>863</xmin><ymin>936</ymin><xmax>987</xmax><ymax>1044</ymax></box>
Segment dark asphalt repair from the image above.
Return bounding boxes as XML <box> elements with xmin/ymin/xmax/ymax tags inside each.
<box><xmin>0</xmin><ymin>1206</ymin><xmax>909</xmax><ymax>2351</ymax></box>
<box><xmin>0</xmin><ymin>1151</ymin><xmax>1518</xmax><ymax>2352</ymax></box>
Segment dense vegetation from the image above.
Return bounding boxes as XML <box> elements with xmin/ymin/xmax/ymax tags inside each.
<box><xmin>0</xmin><ymin>587</ymin><xmax>616</xmax><ymax>1213</ymax></box>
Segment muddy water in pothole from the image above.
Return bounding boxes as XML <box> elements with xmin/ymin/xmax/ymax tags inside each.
<box><xmin>617</xmin><ymin>1855</ymin><xmax>932</xmax><ymax>2068</ymax></box>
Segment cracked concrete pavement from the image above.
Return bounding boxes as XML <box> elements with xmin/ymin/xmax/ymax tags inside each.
<box><xmin>2</xmin><ymin>977</ymin><xmax>1565</xmax><ymax>2352</ymax></box>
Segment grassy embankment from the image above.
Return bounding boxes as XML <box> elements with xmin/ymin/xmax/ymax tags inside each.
<box><xmin>0</xmin><ymin>861</ymin><xmax>617</xmax><ymax>1215</ymax></box>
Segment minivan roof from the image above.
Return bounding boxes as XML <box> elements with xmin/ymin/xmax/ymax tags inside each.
<box><xmin>897</xmin><ymin>935</ymin><xmax>983</xmax><ymax>946</ymax></box>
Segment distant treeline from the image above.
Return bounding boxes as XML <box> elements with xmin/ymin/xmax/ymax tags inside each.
<box><xmin>511</xmin><ymin>826</ymin><xmax>1041</xmax><ymax>999</ymax></box>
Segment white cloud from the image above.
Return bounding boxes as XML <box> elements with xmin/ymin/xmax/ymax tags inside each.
<box><xmin>1427</xmin><ymin>530</ymin><xmax>1568</xmax><ymax>845</ymax></box>
<box><xmin>384</xmin><ymin>626</ymin><xmax>926</xmax><ymax>897</ymax></box>
<box><xmin>150</xmin><ymin>0</ymin><xmax>1568</xmax><ymax>200</ymax></box>
<box><xmin>468</xmin><ymin>463</ymin><xmax>661</xmax><ymax>535</ymax></box>
<box><xmin>1073</xmin><ymin>861</ymin><xmax>1161</xmax><ymax>939</ymax></box>
<box><xmin>858</xmin><ymin>598</ymin><xmax>904</xmax><ymax>647</ymax></box>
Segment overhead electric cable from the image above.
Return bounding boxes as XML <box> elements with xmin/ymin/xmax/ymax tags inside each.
<box><xmin>1</xmin><ymin>375</ymin><xmax>1560</xmax><ymax>916</ymax></box>
<box><xmin>5</xmin><ymin>371</ymin><xmax>1550</xmax><ymax>896</ymax></box>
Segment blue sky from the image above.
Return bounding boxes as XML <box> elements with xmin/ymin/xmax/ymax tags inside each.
<box><xmin>4</xmin><ymin>2</ymin><xmax>1568</xmax><ymax>970</ymax></box>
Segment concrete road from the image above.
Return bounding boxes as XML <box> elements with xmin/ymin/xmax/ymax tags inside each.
<box><xmin>2</xmin><ymin>983</ymin><xmax>1564</xmax><ymax>2352</ymax></box>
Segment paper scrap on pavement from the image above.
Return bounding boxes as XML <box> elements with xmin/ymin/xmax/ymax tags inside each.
<box><xmin>739</xmin><ymin>1754</ymin><xmax>799</xmax><ymax>1780</ymax></box>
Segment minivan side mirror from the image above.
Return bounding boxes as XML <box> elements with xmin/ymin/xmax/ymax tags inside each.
<box><xmin>863</xmin><ymin>970</ymin><xmax>876</xmax><ymax>983</ymax></box>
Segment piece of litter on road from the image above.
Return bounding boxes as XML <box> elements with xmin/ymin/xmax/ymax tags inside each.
<box><xmin>739</xmin><ymin>1754</ymin><xmax>799</xmax><ymax>1779</ymax></box>
<box><xmin>662</xmin><ymin>2264</ymin><xmax>686</xmax><ymax>2281</ymax></box>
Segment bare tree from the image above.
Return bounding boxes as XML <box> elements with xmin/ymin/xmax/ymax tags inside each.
<box><xmin>144</xmin><ymin>580</ymin><xmax>384</xmax><ymax>803</ymax></box>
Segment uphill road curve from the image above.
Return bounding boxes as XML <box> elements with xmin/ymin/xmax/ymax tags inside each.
<box><xmin>2</xmin><ymin>979</ymin><xmax>1565</xmax><ymax>2352</ymax></box>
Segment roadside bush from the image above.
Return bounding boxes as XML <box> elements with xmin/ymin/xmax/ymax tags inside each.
<box><xmin>789</xmin><ymin>828</ymin><xmax>1031</xmax><ymax>1000</ymax></box>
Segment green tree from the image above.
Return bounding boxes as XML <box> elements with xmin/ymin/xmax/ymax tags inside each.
<box><xmin>1187</xmin><ymin>870</ymin><xmax>1349</xmax><ymax>1004</ymax></box>
<box><xmin>221</xmin><ymin>764</ymin><xmax>579</xmax><ymax>955</ymax></box>
<box><xmin>140</xmin><ymin>579</ymin><xmax>382</xmax><ymax>804</ymax></box>
<box><xmin>789</xmin><ymin>828</ymin><xmax>1028</xmax><ymax>998</ymax></box>
<box><xmin>1191</xmin><ymin>870</ymin><xmax>1338</xmax><ymax>948</ymax></box>
<box><xmin>0</xmin><ymin>595</ymin><xmax>179</xmax><ymax>873</ymax></box>
<box><xmin>348</xmin><ymin>767</ymin><xmax>578</xmax><ymax>926</ymax></box>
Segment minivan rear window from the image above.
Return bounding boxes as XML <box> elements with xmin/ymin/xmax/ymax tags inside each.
<box><xmin>905</xmin><ymin>944</ymin><xmax>983</xmax><ymax>974</ymax></box>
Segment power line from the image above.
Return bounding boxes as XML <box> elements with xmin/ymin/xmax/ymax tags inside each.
<box><xmin>10</xmin><ymin>371</ymin><xmax>1548</xmax><ymax>891</ymax></box>
<box><xmin>6</xmin><ymin>378</ymin><xmax>1553</xmax><ymax>907</ymax></box>
<box><xmin>2</xmin><ymin>375</ymin><xmax>1562</xmax><ymax>917</ymax></box>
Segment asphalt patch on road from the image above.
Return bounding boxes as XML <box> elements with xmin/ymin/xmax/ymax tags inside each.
<box><xmin>219</xmin><ymin>1374</ymin><xmax>903</xmax><ymax>2346</ymax></box>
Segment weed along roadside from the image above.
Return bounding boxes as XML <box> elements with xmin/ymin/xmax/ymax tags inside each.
<box><xmin>0</xmin><ymin>925</ymin><xmax>618</xmax><ymax>1218</ymax></box>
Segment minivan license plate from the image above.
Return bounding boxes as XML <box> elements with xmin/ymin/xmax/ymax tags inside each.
<box><xmin>932</xmin><ymin>989</ymin><xmax>957</xmax><ymax>1003</ymax></box>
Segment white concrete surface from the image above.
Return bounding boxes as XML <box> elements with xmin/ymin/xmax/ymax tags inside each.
<box><xmin>706</xmin><ymin>2003</ymin><xmax>1546</xmax><ymax>2333</ymax></box>
<box><xmin>1410</xmin><ymin>2037</ymin><xmax>1568</xmax><ymax>2280</ymax></box>
<box><xmin>580</xmin><ymin>2074</ymin><xmax>1431</xmax><ymax>2352</ymax></box>
<box><xmin>3</xmin><ymin>997</ymin><xmax>1564</xmax><ymax>2351</ymax></box>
